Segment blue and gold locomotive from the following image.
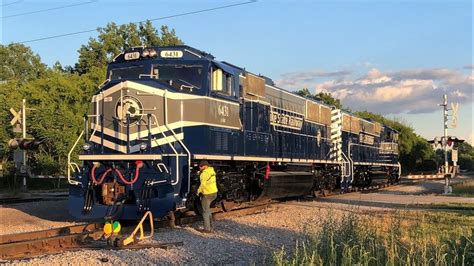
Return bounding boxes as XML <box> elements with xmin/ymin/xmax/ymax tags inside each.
<box><xmin>68</xmin><ymin>46</ymin><xmax>400</xmax><ymax>220</ymax></box>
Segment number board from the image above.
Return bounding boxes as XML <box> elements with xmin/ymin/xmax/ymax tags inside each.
<box><xmin>160</xmin><ymin>50</ymin><xmax>183</xmax><ymax>58</ymax></box>
<box><xmin>124</xmin><ymin>52</ymin><xmax>140</xmax><ymax>60</ymax></box>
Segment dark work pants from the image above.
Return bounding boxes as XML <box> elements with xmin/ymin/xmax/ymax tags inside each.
<box><xmin>201</xmin><ymin>193</ymin><xmax>217</xmax><ymax>231</ymax></box>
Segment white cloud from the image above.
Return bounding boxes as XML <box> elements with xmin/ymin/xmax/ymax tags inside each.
<box><xmin>277</xmin><ymin>70</ymin><xmax>351</xmax><ymax>88</ymax></box>
<box><xmin>276</xmin><ymin>67</ymin><xmax>473</xmax><ymax>115</ymax></box>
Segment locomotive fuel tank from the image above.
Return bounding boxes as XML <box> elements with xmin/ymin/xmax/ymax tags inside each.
<box><xmin>368</xmin><ymin>166</ymin><xmax>390</xmax><ymax>180</ymax></box>
<box><xmin>258</xmin><ymin>171</ymin><xmax>314</xmax><ymax>199</ymax></box>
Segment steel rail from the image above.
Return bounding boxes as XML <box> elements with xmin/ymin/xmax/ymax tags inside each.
<box><xmin>0</xmin><ymin>202</ymin><xmax>273</xmax><ymax>261</ymax></box>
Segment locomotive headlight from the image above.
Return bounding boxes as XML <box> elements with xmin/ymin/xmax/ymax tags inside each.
<box><xmin>141</xmin><ymin>49</ymin><xmax>150</xmax><ymax>57</ymax></box>
<box><xmin>139</xmin><ymin>142</ymin><xmax>148</xmax><ymax>151</ymax></box>
<box><xmin>148</xmin><ymin>49</ymin><xmax>157</xmax><ymax>57</ymax></box>
<box><xmin>83</xmin><ymin>142</ymin><xmax>92</xmax><ymax>151</ymax></box>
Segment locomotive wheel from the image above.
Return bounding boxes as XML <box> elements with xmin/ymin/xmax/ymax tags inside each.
<box><xmin>221</xmin><ymin>200</ymin><xmax>239</xmax><ymax>212</ymax></box>
<box><xmin>193</xmin><ymin>199</ymin><xmax>203</xmax><ymax>216</ymax></box>
<box><xmin>312</xmin><ymin>190</ymin><xmax>320</xmax><ymax>198</ymax></box>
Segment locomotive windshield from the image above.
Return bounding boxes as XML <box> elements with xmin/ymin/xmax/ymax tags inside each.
<box><xmin>108</xmin><ymin>63</ymin><xmax>205</xmax><ymax>91</ymax></box>
<box><xmin>152</xmin><ymin>64</ymin><xmax>204</xmax><ymax>90</ymax></box>
<box><xmin>110</xmin><ymin>65</ymin><xmax>146</xmax><ymax>80</ymax></box>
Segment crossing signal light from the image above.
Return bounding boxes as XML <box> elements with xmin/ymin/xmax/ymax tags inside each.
<box><xmin>8</xmin><ymin>138</ymin><xmax>46</xmax><ymax>150</ymax></box>
<box><xmin>428</xmin><ymin>136</ymin><xmax>464</xmax><ymax>150</ymax></box>
<box><xmin>447</xmin><ymin>136</ymin><xmax>464</xmax><ymax>148</ymax></box>
<box><xmin>7</xmin><ymin>139</ymin><xmax>19</xmax><ymax>149</ymax></box>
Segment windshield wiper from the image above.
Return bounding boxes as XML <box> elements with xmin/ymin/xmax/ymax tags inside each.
<box><xmin>176</xmin><ymin>78</ymin><xmax>198</xmax><ymax>91</ymax></box>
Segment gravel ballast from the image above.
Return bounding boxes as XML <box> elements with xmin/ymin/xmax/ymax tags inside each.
<box><xmin>2</xmin><ymin>178</ymin><xmax>472</xmax><ymax>264</ymax></box>
<box><xmin>3</xmin><ymin>202</ymin><xmax>352</xmax><ymax>264</ymax></box>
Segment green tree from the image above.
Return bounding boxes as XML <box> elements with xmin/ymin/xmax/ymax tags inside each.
<box><xmin>75</xmin><ymin>21</ymin><xmax>183</xmax><ymax>74</ymax></box>
<box><xmin>295</xmin><ymin>88</ymin><xmax>342</xmax><ymax>109</ymax></box>
<box><xmin>0</xmin><ymin>43</ymin><xmax>47</xmax><ymax>84</ymax></box>
<box><xmin>0</xmin><ymin>44</ymin><xmax>44</xmax><ymax>161</ymax></box>
<box><xmin>456</xmin><ymin>141</ymin><xmax>474</xmax><ymax>171</ymax></box>
<box><xmin>1</xmin><ymin>22</ymin><xmax>184</xmax><ymax>178</ymax></box>
<box><xmin>24</xmin><ymin>71</ymin><xmax>94</xmax><ymax>174</ymax></box>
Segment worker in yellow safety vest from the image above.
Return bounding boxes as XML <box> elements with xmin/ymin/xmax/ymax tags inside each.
<box><xmin>197</xmin><ymin>160</ymin><xmax>218</xmax><ymax>233</ymax></box>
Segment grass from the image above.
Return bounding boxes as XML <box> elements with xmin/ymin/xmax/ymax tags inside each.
<box><xmin>426</xmin><ymin>202</ymin><xmax>474</xmax><ymax>211</ymax></box>
<box><xmin>452</xmin><ymin>179</ymin><xmax>474</xmax><ymax>197</ymax></box>
<box><xmin>273</xmin><ymin>210</ymin><xmax>474</xmax><ymax>266</ymax></box>
<box><xmin>0</xmin><ymin>174</ymin><xmax>69</xmax><ymax>194</ymax></box>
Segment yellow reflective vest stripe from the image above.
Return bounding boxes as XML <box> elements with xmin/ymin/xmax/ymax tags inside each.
<box><xmin>197</xmin><ymin>167</ymin><xmax>218</xmax><ymax>195</ymax></box>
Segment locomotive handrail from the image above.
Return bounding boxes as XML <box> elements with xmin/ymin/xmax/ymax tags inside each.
<box><xmin>350</xmin><ymin>142</ymin><xmax>383</xmax><ymax>150</ymax></box>
<box><xmin>156</xmin><ymin>163</ymin><xmax>169</xmax><ymax>173</ymax></box>
<box><xmin>163</xmin><ymin>89</ymin><xmax>192</xmax><ymax>193</ymax></box>
<box><xmin>398</xmin><ymin>162</ymin><xmax>402</xmax><ymax>178</ymax></box>
<box><xmin>151</xmin><ymin>114</ymin><xmax>180</xmax><ymax>185</ymax></box>
<box><xmin>340</xmin><ymin>151</ymin><xmax>353</xmax><ymax>180</ymax></box>
<box><xmin>67</xmin><ymin>130</ymin><xmax>84</xmax><ymax>186</ymax></box>
<box><xmin>272</xmin><ymin>125</ymin><xmax>330</xmax><ymax>140</ymax></box>
<box><xmin>69</xmin><ymin>162</ymin><xmax>80</xmax><ymax>173</ymax></box>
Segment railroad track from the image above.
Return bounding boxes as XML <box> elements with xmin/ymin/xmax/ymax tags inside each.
<box><xmin>0</xmin><ymin>202</ymin><xmax>272</xmax><ymax>261</ymax></box>
<box><xmin>313</xmin><ymin>179</ymin><xmax>412</xmax><ymax>198</ymax></box>
<box><xmin>0</xmin><ymin>180</ymin><xmax>404</xmax><ymax>261</ymax></box>
<box><xmin>0</xmin><ymin>193</ymin><xmax>69</xmax><ymax>205</ymax></box>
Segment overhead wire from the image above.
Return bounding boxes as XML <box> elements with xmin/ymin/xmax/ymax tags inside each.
<box><xmin>1</xmin><ymin>0</ymin><xmax>98</xmax><ymax>19</ymax></box>
<box><xmin>1</xmin><ymin>0</ymin><xmax>23</xmax><ymax>7</ymax></box>
<box><xmin>19</xmin><ymin>0</ymin><xmax>257</xmax><ymax>44</ymax></box>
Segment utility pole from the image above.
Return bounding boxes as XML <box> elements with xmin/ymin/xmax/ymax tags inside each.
<box><xmin>440</xmin><ymin>94</ymin><xmax>451</xmax><ymax>194</ymax></box>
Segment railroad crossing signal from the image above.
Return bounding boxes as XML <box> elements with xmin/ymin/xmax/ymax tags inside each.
<box><xmin>9</xmin><ymin>108</ymin><xmax>23</xmax><ymax>133</ymax></box>
<box><xmin>428</xmin><ymin>136</ymin><xmax>464</xmax><ymax>150</ymax></box>
<box><xmin>9</xmin><ymin>108</ymin><xmax>21</xmax><ymax>126</ymax></box>
<box><xmin>450</xmin><ymin>102</ymin><xmax>459</xmax><ymax>128</ymax></box>
<box><xmin>8</xmin><ymin>99</ymin><xmax>28</xmax><ymax>191</ymax></box>
<box><xmin>8</xmin><ymin>138</ymin><xmax>46</xmax><ymax>150</ymax></box>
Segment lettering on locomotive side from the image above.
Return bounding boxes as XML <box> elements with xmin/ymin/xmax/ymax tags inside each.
<box><xmin>270</xmin><ymin>111</ymin><xmax>303</xmax><ymax>130</ymax></box>
<box><xmin>359</xmin><ymin>133</ymin><xmax>375</xmax><ymax>145</ymax></box>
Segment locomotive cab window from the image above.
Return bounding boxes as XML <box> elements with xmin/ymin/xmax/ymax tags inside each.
<box><xmin>211</xmin><ymin>67</ymin><xmax>234</xmax><ymax>97</ymax></box>
<box><xmin>151</xmin><ymin>64</ymin><xmax>204</xmax><ymax>91</ymax></box>
<box><xmin>109</xmin><ymin>65</ymin><xmax>146</xmax><ymax>80</ymax></box>
<box><xmin>393</xmin><ymin>132</ymin><xmax>399</xmax><ymax>142</ymax></box>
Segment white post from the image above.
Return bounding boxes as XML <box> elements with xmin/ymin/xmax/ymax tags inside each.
<box><xmin>21</xmin><ymin>98</ymin><xmax>27</xmax><ymax>191</ymax></box>
<box><xmin>442</xmin><ymin>95</ymin><xmax>451</xmax><ymax>194</ymax></box>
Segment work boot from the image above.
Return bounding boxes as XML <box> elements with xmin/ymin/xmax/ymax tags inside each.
<box><xmin>196</xmin><ymin>228</ymin><xmax>212</xmax><ymax>234</ymax></box>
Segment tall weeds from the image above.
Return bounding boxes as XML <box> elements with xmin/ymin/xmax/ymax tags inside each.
<box><xmin>273</xmin><ymin>211</ymin><xmax>473</xmax><ymax>266</ymax></box>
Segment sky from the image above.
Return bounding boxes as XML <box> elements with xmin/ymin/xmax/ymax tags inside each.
<box><xmin>1</xmin><ymin>0</ymin><xmax>473</xmax><ymax>143</ymax></box>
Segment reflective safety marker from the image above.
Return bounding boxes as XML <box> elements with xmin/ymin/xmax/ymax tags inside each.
<box><xmin>113</xmin><ymin>221</ymin><xmax>121</xmax><ymax>234</ymax></box>
<box><xmin>103</xmin><ymin>221</ymin><xmax>121</xmax><ymax>235</ymax></box>
<box><xmin>103</xmin><ymin>222</ymin><xmax>113</xmax><ymax>235</ymax></box>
